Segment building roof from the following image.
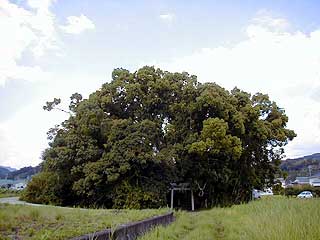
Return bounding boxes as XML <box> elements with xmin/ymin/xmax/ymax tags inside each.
<box><xmin>295</xmin><ymin>177</ymin><xmax>310</xmax><ymax>184</ymax></box>
<box><xmin>310</xmin><ymin>172</ymin><xmax>320</xmax><ymax>178</ymax></box>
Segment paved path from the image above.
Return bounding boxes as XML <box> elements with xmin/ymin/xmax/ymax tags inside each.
<box><xmin>0</xmin><ymin>197</ymin><xmax>44</xmax><ymax>206</ymax></box>
<box><xmin>0</xmin><ymin>197</ymin><xmax>89</xmax><ymax>210</ymax></box>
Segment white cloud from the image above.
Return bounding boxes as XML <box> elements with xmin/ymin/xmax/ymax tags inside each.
<box><xmin>0</xmin><ymin>0</ymin><xmax>57</xmax><ymax>86</ymax></box>
<box><xmin>159</xmin><ymin>13</ymin><xmax>175</xmax><ymax>22</ymax></box>
<box><xmin>252</xmin><ymin>9</ymin><xmax>290</xmax><ymax>31</ymax></box>
<box><xmin>27</xmin><ymin>0</ymin><xmax>55</xmax><ymax>11</ymax></box>
<box><xmin>60</xmin><ymin>14</ymin><xmax>95</xmax><ymax>34</ymax></box>
<box><xmin>0</xmin><ymin>69</ymin><xmax>106</xmax><ymax>168</ymax></box>
<box><xmin>152</xmin><ymin>13</ymin><xmax>320</xmax><ymax>159</ymax></box>
<box><xmin>0</xmin><ymin>1</ymin><xmax>97</xmax><ymax>168</ymax></box>
<box><xmin>0</xmin><ymin>1</ymin><xmax>95</xmax><ymax>87</ymax></box>
<box><xmin>0</xmin><ymin>100</ymin><xmax>67</xmax><ymax>168</ymax></box>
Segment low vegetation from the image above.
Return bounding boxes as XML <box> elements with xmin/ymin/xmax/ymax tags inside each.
<box><xmin>140</xmin><ymin>197</ymin><xmax>320</xmax><ymax>240</ymax></box>
<box><xmin>0</xmin><ymin>204</ymin><xmax>168</xmax><ymax>240</ymax></box>
<box><xmin>284</xmin><ymin>184</ymin><xmax>320</xmax><ymax>197</ymax></box>
<box><xmin>0</xmin><ymin>189</ymin><xmax>20</xmax><ymax>198</ymax></box>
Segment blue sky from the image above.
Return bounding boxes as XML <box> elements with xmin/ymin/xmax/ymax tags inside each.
<box><xmin>1</xmin><ymin>0</ymin><xmax>320</xmax><ymax>168</ymax></box>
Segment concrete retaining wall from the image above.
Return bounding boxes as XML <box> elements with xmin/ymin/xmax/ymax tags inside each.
<box><xmin>70</xmin><ymin>211</ymin><xmax>174</xmax><ymax>240</ymax></box>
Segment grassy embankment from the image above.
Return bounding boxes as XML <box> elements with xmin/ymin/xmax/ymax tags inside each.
<box><xmin>0</xmin><ymin>204</ymin><xmax>168</xmax><ymax>240</ymax></box>
<box><xmin>140</xmin><ymin>197</ymin><xmax>320</xmax><ymax>240</ymax></box>
<box><xmin>0</xmin><ymin>189</ymin><xmax>20</xmax><ymax>198</ymax></box>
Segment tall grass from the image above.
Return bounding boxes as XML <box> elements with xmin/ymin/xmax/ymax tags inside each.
<box><xmin>0</xmin><ymin>189</ymin><xmax>20</xmax><ymax>198</ymax></box>
<box><xmin>139</xmin><ymin>197</ymin><xmax>320</xmax><ymax>240</ymax></box>
<box><xmin>0</xmin><ymin>204</ymin><xmax>168</xmax><ymax>240</ymax></box>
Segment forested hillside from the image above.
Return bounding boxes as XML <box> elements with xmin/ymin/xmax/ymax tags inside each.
<box><xmin>7</xmin><ymin>166</ymin><xmax>41</xmax><ymax>180</ymax></box>
<box><xmin>280</xmin><ymin>153</ymin><xmax>320</xmax><ymax>180</ymax></box>
<box><xmin>22</xmin><ymin>66</ymin><xmax>296</xmax><ymax>208</ymax></box>
<box><xmin>0</xmin><ymin>167</ymin><xmax>11</xmax><ymax>179</ymax></box>
<box><xmin>0</xmin><ymin>166</ymin><xmax>40</xmax><ymax>180</ymax></box>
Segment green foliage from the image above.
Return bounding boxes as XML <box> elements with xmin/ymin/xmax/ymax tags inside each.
<box><xmin>0</xmin><ymin>189</ymin><xmax>20</xmax><ymax>198</ymax></box>
<box><xmin>272</xmin><ymin>183</ymin><xmax>284</xmax><ymax>195</ymax></box>
<box><xmin>20</xmin><ymin>172</ymin><xmax>62</xmax><ymax>205</ymax></box>
<box><xmin>112</xmin><ymin>181</ymin><xmax>166</xmax><ymax>209</ymax></box>
<box><xmin>43</xmin><ymin>98</ymin><xmax>61</xmax><ymax>111</ymax></box>
<box><xmin>24</xmin><ymin>66</ymin><xmax>296</xmax><ymax>208</ymax></box>
<box><xmin>284</xmin><ymin>185</ymin><xmax>320</xmax><ymax>197</ymax></box>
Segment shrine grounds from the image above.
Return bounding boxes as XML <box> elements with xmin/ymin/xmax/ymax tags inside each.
<box><xmin>1</xmin><ymin>196</ymin><xmax>320</xmax><ymax>239</ymax></box>
<box><xmin>140</xmin><ymin>196</ymin><xmax>320</xmax><ymax>240</ymax></box>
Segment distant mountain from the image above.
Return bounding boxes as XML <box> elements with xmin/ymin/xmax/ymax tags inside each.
<box><xmin>7</xmin><ymin>166</ymin><xmax>41</xmax><ymax>180</ymax></box>
<box><xmin>0</xmin><ymin>166</ymin><xmax>16</xmax><ymax>172</ymax></box>
<box><xmin>0</xmin><ymin>165</ymin><xmax>40</xmax><ymax>180</ymax></box>
<box><xmin>280</xmin><ymin>153</ymin><xmax>320</xmax><ymax>180</ymax></box>
<box><xmin>0</xmin><ymin>167</ymin><xmax>10</xmax><ymax>178</ymax></box>
<box><xmin>286</xmin><ymin>153</ymin><xmax>320</xmax><ymax>162</ymax></box>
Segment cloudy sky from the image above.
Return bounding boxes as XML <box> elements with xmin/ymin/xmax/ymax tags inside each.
<box><xmin>1</xmin><ymin>0</ymin><xmax>320</xmax><ymax>168</ymax></box>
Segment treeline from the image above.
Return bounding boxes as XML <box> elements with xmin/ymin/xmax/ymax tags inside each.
<box><xmin>22</xmin><ymin>66</ymin><xmax>295</xmax><ymax>208</ymax></box>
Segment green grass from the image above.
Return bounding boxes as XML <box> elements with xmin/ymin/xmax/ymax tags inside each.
<box><xmin>139</xmin><ymin>196</ymin><xmax>320</xmax><ymax>240</ymax></box>
<box><xmin>0</xmin><ymin>189</ymin><xmax>20</xmax><ymax>198</ymax></box>
<box><xmin>0</xmin><ymin>204</ymin><xmax>168</xmax><ymax>240</ymax></box>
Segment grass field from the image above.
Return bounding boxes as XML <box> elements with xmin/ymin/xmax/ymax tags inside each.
<box><xmin>2</xmin><ymin>197</ymin><xmax>319</xmax><ymax>240</ymax></box>
<box><xmin>0</xmin><ymin>189</ymin><xmax>20</xmax><ymax>198</ymax></box>
<box><xmin>139</xmin><ymin>197</ymin><xmax>320</xmax><ymax>240</ymax></box>
<box><xmin>0</xmin><ymin>204</ymin><xmax>168</xmax><ymax>240</ymax></box>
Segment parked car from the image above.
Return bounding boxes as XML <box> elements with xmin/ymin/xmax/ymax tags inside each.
<box><xmin>252</xmin><ymin>189</ymin><xmax>261</xmax><ymax>199</ymax></box>
<box><xmin>297</xmin><ymin>191</ymin><xmax>313</xmax><ymax>199</ymax></box>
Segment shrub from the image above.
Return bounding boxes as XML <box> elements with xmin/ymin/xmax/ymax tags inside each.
<box><xmin>0</xmin><ymin>189</ymin><xmax>19</xmax><ymax>198</ymax></box>
<box><xmin>112</xmin><ymin>181</ymin><xmax>166</xmax><ymax>209</ymax></box>
<box><xmin>272</xmin><ymin>183</ymin><xmax>284</xmax><ymax>195</ymax></box>
<box><xmin>284</xmin><ymin>185</ymin><xmax>320</xmax><ymax>197</ymax></box>
<box><xmin>20</xmin><ymin>172</ymin><xmax>62</xmax><ymax>205</ymax></box>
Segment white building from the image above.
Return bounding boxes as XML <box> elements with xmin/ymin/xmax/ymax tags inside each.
<box><xmin>10</xmin><ymin>182</ymin><xmax>27</xmax><ymax>190</ymax></box>
<box><xmin>294</xmin><ymin>177</ymin><xmax>310</xmax><ymax>185</ymax></box>
<box><xmin>309</xmin><ymin>177</ymin><xmax>320</xmax><ymax>187</ymax></box>
<box><xmin>293</xmin><ymin>174</ymin><xmax>320</xmax><ymax>187</ymax></box>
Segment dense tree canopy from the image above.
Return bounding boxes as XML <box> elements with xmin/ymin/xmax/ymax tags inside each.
<box><xmin>23</xmin><ymin>66</ymin><xmax>296</xmax><ymax>208</ymax></box>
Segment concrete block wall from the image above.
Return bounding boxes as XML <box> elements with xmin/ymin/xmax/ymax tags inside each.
<box><xmin>70</xmin><ymin>211</ymin><xmax>174</xmax><ymax>240</ymax></box>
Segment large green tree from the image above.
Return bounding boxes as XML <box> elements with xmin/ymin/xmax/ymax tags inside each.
<box><xmin>22</xmin><ymin>66</ymin><xmax>296</xmax><ymax>208</ymax></box>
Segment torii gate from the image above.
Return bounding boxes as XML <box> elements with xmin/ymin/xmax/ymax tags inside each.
<box><xmin>170</xmin><ymin>182</ymin><xmax>194</xmax><ymax>211</ymax></box>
